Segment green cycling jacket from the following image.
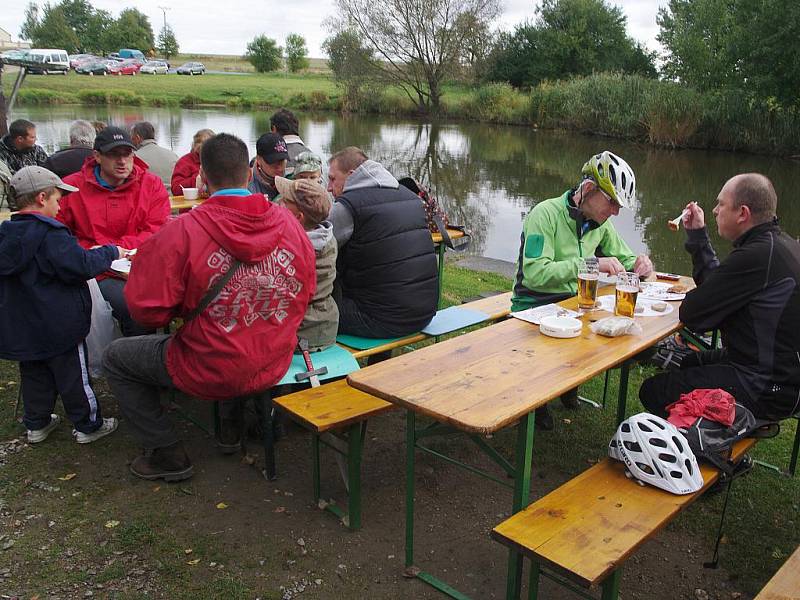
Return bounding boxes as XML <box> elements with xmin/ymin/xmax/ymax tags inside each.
<box><xmin>511</xmin><ymin>191</ymin><xmax>636</xmax><ymax>312</ymax></box>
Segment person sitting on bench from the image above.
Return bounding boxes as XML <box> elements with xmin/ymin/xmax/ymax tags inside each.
<box><xmin>327</xmin><ymin>146</ymin><xmax>438</xmax><ymax>338</ymax></box>
<box><xmin>511</xmin><ymin>151</ymin><xmax>654</xmax><ymax>430</ymax></box>
<box><xmin>640</xmin><ymin>173</ymin><xmax>800</xmax><ymax>422</ymax></box>
<box><xmin>275</xmin><ymin>175</ymin><xmax>339</xmax><ymax>351</ymax></box>
<box><xmin>102</xmin><ymin>133</ymin><xmax>316</xmax><ymax>482</ymax></box>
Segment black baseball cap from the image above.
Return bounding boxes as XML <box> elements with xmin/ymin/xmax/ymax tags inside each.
<box><xmin>94</xmin><ymin>126</ymin><xmax>136</xmax><ymax>153</ymax></box>
<box><xmin>256</xmin><ymin>133</ymin><xmax>289</xmax><ymax>164</ymax></box>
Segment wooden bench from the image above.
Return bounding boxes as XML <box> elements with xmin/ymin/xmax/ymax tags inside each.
<box><xmin>337</xmin><ymin>291</ymin><xmax>512</xmax><ymax>359</ymax></box>
<box><xmin>273</xmin><ymin>379</ymin><xmax>394</xmax><ymax>530</ymax></box>
<box><xmin>755</xmin><ymin>544</ymin><xmax>800</xmax><ymax>600</ymax></box>
<box><xmin>492</xmin><ymin>438</ymin><xmax>757</xmax><ymax>600</ymax></box>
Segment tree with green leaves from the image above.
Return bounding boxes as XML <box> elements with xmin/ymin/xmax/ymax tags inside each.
<box><xmin>322</xmin><ymin>29</ymin><xmax>376</xmax><ymax>110</ymax></box>
<box><xmin>330</xmin><ymin>0</ymin><xmax>501</xmax><ymax>113</ymax></box>
<box><xmin>285</xmin><ymin>33</ymin><xmax>309</xmax><ymax>73</ymax></box>
<box><xmin>246</xmin><ymin>35</ymin><xmax>282</xmax><ymax>72</ymax></box>
<box><xmin>31</xmin><ymin>4</ymin><xmax>80</xmax><ymax>53</ymax></box>
<box><xmin>107</xmin><ymin>7</ymin><xmax>155</xmax><ymax>52</ymax></box>
<box><xmin>84</xmin><ymin>8</ymin><xmax>114</xmax><ymax>54</ymax></box>
<box><xmin>157</xmin><ymin>24</ymin><xmax>179</xmax><ymax>59</ymax></box>
<box><xmin>657</xmin><ymin>0</ymin><xmax>800</xmax><ymax>107</ymax></box>
<box><xmin>486</xmin><ymin>0</ymin><xmax>656</xmax><ymax>88</ymax></box>
<box><xmin>20</xmin><ymin>3</ymin><xmax>39</xmax><ymax>41</ymax></box>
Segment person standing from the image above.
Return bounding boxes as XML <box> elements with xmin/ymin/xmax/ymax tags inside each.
<box><xmin>43</xmin><ymin>120</ymin><xmax>96</xmax><ymax>179</ymax></box>
<box><xmin>270</xmin><ymin>108</ymin><xmax>314</xmax><ymax>176</ymax></box>
<box><xmin>130</xmin><ymin>121</ymin><xmax>178</xmax><ymax>193</ymax></box>
<box><xmin>640</xmin><ymin>174</ymin><xmax>800</xmax><ymax>422</ymax></box>
<box><xmin>248</xmin><ymin>133</ymin><xmax>289</xmax><ymax>201</ymax></box>
<box><xmin>103</xmin><ymin>133</ymin><xmax>316</xmax><ymax>482</ymax></box>
<box><xmin>0</xmin><ymin>119</ymin><xmax>48</xmax><ymax>174</ymax></box>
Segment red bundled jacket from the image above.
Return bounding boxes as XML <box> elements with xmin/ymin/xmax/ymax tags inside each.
<box><xmin>60</xmin><ymin>156</ymin><xmax>170</xmax><ymax>250</ymax></box>
<box><xmin>124</xmin><ymin>193</ymin><xmax>316</xmax><ymax>401</ymax></box>
<box><xmin>171</xmin><ymin>151</ymin><xmax>200</xmax><ymax>194</ymax></box>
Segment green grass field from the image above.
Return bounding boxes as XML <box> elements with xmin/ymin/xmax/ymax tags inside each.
<box><xmin>0</xmin><ymin>263</ymin><xmax>797</xmax><ymax>598</ymax></box>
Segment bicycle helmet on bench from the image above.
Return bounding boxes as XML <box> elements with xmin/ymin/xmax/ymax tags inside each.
<box><xmin>609</xmin><ymin>413</ymin><xmax>704</xmax><ymax>495</ymax></box>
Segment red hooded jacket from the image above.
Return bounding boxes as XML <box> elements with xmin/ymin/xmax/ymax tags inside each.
<box><xmin>171</xmin><ymin>151</ymin><xmax>200</xmax><ymax>194</ymax></box>
<box><xmin>124</xmin><ymin>193</ymin><xmax>316</xmax><ymax>401</ymax></box>
<box><xmin>60</xmin><ymin>156</ymin><xmax>170</xmax><ymax>250</ymax></box>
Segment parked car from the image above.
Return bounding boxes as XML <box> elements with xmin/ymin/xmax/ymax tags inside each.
<box><xmin>25</xmin><ymin>49</ymin><xmax>70</xmax><ymax>74</ymax></box>
<box><xmin>140</xmin><ymin>60</ymin><xmax>169</xmax><ymax>75</ymax></box>
<box><xmin>118</xmin><ymin>59</ymin><xmax>142</xmax><ymax>75</ymax></box>
<box><xmin>176</xmin><ymin>62</ymin><xmax>205</xmax><ymax>76</ymax></box>
<box><xmin>119</xmin><ymin>48</ymin><xmax>145</xmax><ymax>60</ymax></box>
<box><xmin>107</xmin><ymin>52</ymin><xmax>122</xmax><ymax>61</ymax></box>
<box><xmin>69</xmin><ymin>53</ymin><xmax>95</xmax><ymax>69</ymax></box>
<box><xmin>76</xmin><ymin>60</ymin><xmax>119</xmax><ymax>76</ymax></box>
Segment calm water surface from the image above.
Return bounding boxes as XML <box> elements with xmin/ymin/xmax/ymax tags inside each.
<box><xmin>15</xmin><ymin>105</ymin><xmax>800</xmax><ymax>275</ymax></box>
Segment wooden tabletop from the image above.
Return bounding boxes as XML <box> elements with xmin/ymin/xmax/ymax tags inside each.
<box><xmin>431</xmin><ymin>228</ymin><xmax>466</xmax><ymax>244</ymax></box>
<box><xmin>347</xmin><ymin>278</ymin><xmax>691</xmax><ymax>435</ymax></box>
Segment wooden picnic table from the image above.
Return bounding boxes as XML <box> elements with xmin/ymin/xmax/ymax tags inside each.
<box><xmin>755</xmin><ymin>543</ymin><xmax>800</xmax><ymax>600</ymax></box>
<box><xmin>347</xmin><ymin>276</ymin><xmax>693</xmax><ymax>599</ymax></box>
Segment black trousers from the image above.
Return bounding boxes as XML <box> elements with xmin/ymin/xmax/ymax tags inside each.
<box><xmin>639</xmin><ymin>349</ymin><xmax>761</xmax><ymax>418</ymax></box>
<box><xmin>20</xmin><ymin>342</ymin><xmax>104</xmax><ymax>434</ymax></box>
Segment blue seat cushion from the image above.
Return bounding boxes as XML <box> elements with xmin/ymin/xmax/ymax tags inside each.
<box><xmin>277</xmin><ymin>344</ymin><xmax>360</xmax><ymax>385</ymax></box>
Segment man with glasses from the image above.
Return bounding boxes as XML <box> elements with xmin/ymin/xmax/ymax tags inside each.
<box><xmin>60</xmin><ymin>126</ymin><xmax>170</xmax><ymax>336</ymax></box>
<box><xmin>511</xmin><ymin>151</ymin><xmax>653</xmax><ymax>429</ymax></box>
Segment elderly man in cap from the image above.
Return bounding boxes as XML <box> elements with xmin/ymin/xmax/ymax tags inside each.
<box><xmin>43</xmin><ymin>120</ymin><xmax>96</xmax><ymax>178</ymax></box>
<box><xmin>248</xmin><ymin>133</ymin><xmax>289</xmax><ymax>201</ymax></box>
<box><xmin>59</xmin><ymin>126</ymin><xmax>170</xmax><ymax>336</ymax></box>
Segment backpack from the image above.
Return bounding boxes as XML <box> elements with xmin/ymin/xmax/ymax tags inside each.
<box><xmin>398</xmin><ymin>177</ymin><xmax>449</xmax><ymax>235</ymax></box>
<box><xmin>678</xmin><ymin>402</ymin><xmax>758</xmax><ymax>476</ymax></box>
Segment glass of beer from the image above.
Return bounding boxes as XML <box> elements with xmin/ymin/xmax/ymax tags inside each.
<box><xmin>577</xmin><ymin>258</ymin><xmax>599</xmax><ymax>310</ymax></box>
<box><xmin>615</xmin><ymin>272</ymin><xmax>640</xmax><ymax>318</ymax></box>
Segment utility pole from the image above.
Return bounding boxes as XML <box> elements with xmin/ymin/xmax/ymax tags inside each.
<box><xmin>157</xmin><ymin>6</ymin><xmax>170</xmax><ymax>30</ymax></box>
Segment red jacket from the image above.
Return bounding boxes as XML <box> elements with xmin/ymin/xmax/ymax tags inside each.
<box><xmin>60</xmin><ymin>156</ymin><xmax>170</xmax><ymax>250</ymax></box>
<box><xmin>171</xmin><ymin>151</ymin><xmax>200</xmax><ymax>194</ymax></box>
<box><xmin>124</xmin><ymin>193</ymin><xmax>316</xmax><ymax>401</ymax></box>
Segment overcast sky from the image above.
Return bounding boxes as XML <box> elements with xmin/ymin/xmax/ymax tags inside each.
<box><xmin>4</xmin><ymin>0</ymin><xmax>670</xmax><ymax>58</ymax></box>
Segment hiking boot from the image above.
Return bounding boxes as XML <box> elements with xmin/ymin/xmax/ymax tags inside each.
<box><xmin>535</xmin><ymin>406</ymin><xmax>554</xmax><ymax>431</ymax></box>
<box><xmin>27</xmin><ymin>414</ymin><xmax>61</xmax><ymax>444</ymax></box>
<box><xmin>73</xmin><ymin>417</ymin><xmax>118</xmax><ymax>444</ymax></box>
<box><xmin>218</xmin><ymin>418</ymin><xmax>242</xmax><ymax>455</ymax></box>
<box><xmin>130</xmin><ymin>441</ymin><xmax>194</xmax><ymax>482</ymax></box>
<box><xmin>560</xmin><ymin>389</ymin><xmax>580</xmax><ymax>410</ymax></box>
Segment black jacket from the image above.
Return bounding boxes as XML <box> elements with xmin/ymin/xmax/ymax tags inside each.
<box><xmin>0</xmin><ymin>213</ymin><xmax>117</xmax><ymax>361</ymax></box>
<box><xmin>337</xmin><ymin>185</ymin><xmax>438</xmax><ymax>336</ymax></box>
<box><xmin>680</xmin><ymin>220</ymin><xmax>800</xmax><ymax>419</ymax></box>
<box><xmin>0</xmin><ymin>135</ymin><xmax>48</xmax><ymax>173</ymax></box>
<box><xmin>43</xmin><ymin>146</ymin><xmax>93</xmax><ymax>179</ymax></box>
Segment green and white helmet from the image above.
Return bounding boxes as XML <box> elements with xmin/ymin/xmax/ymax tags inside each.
<box><xmin>581</xmin><ymin>151</ymin><xmax>636</xmax><ymax>210</ymax></box>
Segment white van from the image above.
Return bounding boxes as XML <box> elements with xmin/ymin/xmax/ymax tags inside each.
<box><xmin>26</xmin><ymin>49</ymin><xmax>70</xmax><ymax>74</ymax></box>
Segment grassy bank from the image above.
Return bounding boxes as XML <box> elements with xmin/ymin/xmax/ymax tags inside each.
<box><xmin>4</xmin><ymin>69</ymin><xmax>800</xmax><ymax>155</ymax></box>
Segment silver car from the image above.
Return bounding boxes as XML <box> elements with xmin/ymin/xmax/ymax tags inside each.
<box><xmin>140</xmin><ymin>60</ymin><xmax>169</xmax><ymax>74</ymax></box>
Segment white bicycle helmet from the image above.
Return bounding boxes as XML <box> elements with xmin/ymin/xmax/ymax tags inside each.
<box><xmin>608</xmin><ymin>413</ymin><xmax>704</xmax><ymax>495</ymax></box>
<box><xmin>581</xmin><ymin>151</ymin><xmax>637</xmax><ymax>210</ymax></box>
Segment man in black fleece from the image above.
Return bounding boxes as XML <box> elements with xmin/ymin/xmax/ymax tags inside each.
<box><xmin>640</xmin><ymin>173</ymin><xmax>800</xmax><ymax>421</ymax></box>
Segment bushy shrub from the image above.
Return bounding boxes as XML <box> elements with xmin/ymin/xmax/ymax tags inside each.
<box><xmin>17</xmin><ymin>89</ymin><xmax>73</xmax><ymax>105</ymax></box>
<box><xmin>464</xmin><ymin>83</ymin><xmax>527</xmax><ymax>124</ymax></box>
<box><xmin>77</xmin><ymin>90</ymin><xmax>108</xmax><ymax>104</ymax></box>
<box><xmin>107</xmin><ymin>90</ymin><xmax>143</xmax><ymax>106</ymax></box>
<box><xmin>179</xmin><ymin>94</ymin><xmax>202</xmax><ymax>107</ymax></box>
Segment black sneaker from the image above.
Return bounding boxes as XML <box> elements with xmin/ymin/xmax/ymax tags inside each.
<box><xmin>535</xmin><ymin>406</ymin><xmax>554</xmax><ymax>431</ymax></box>
<box><xmin>560</xmin><ymin>389</ymin><xmax>580</xmax><ymax>410</ymax></box>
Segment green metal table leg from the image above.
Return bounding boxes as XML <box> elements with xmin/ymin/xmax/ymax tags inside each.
<box><xmin>405</xmin><ymin>409</ymin><xmax>417</xmax><ymax>570</ymax></box>
<box><xmin>601</xmin><ymin>569</ymin><xmax>621</xmax><ymax>600</ymax></box>
<box><xmin>346</xmin><ymin>422</ymin><xmax>363</xmax><ymax>531</ymax></box>
<box><xmin>506</xmin><ymin>412</ymin><xmax>536</xmax><ymax>600</ymax></box>
<box><xmin>437</xmin><ymin>242</ymin><xmax>445</xmax><ymax>307</ymax></box>
<box><xmin>527</xmin><ymin>561</ymin><xmax>541</xmax><ymax>600</ymax></box>
<box><xmin>789</xmin><ymin>418</ymin><xmax>800</xmax><ymax>476</ymax></box>
<box><xmin>312</xmin><ymin>433</ymin><xmax>321</xmax><ymax>504</ymax></box>
<box><xmin>615</xmin><ymin>361</ymin><xmax>631</xmax><ymax>425</ymax></box>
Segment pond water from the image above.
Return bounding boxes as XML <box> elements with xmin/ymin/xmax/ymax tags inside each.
<box><xmin>14</xmin><ymin>105</ymin><xmax>800</xmax><ymax>275</ymax></box>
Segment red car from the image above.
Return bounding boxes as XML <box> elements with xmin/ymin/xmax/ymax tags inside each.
<box><xmin>118</xmin><ymin>59</ymin><xmax>142</xmax><ymax>75</ymax></box>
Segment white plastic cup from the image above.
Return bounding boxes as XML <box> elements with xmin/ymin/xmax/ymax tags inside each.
<box><xmin>183</xmin><ymin>187</ymin><xmax>199</xmax><ymax>200</ymax></box>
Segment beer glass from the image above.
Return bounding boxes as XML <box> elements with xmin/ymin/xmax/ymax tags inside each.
<box><xmin>615</xmin><ymin>272</ymin><xmax>640</xmax><ymax>317</ymax></box>
<box><xmin>577</xmin><ymin>258</ymin><xmax>599</xmax><ymax>310</ymax></box>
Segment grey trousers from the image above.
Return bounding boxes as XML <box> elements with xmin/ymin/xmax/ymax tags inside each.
<box><xmin>102</xmin><ymin>334</ymin><xmax>178</xmax><ymax>449</ymax></box>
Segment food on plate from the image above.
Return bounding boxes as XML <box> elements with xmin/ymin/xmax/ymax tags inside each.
<box><xmin>634</xmin><ymin>305</ymin><xmax>644</xmax><ymax>314</ymax></box>
<box><xmin>667</xmin><ymin>284</ymin><xmax>689</xmax><ymax>294</ymax></box>
<box><xmin>651</xmin><ymin>302</ymin><xmax>668</xmax><ymax>312</ymax></box>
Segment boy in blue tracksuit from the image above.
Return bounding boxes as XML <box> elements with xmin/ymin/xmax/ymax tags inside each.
<box><xmin>0</xmin><ymin>167</ymin><xmax>124</xmax><ymax>444</ymax></box>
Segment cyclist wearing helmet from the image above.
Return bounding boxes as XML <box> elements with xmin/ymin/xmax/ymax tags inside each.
<box><xmin>511</xmin><ymin>151</ymin><xmax>654</xmax><ymax>429</ymax></box>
